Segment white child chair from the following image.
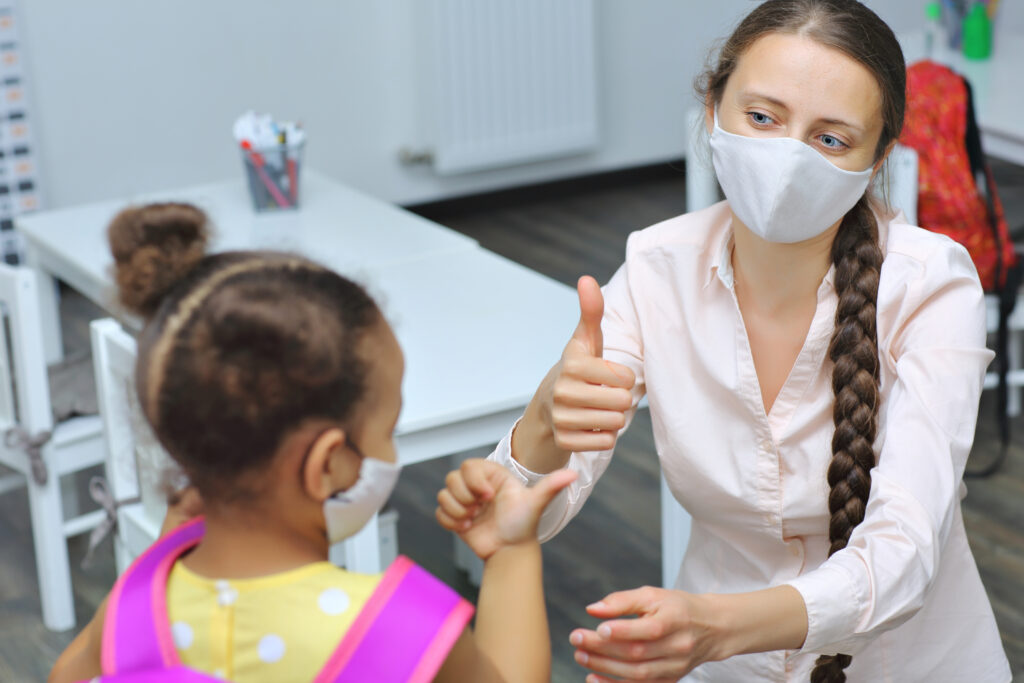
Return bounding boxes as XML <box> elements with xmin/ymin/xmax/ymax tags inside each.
<box><xmin>89</xmin><ymin>317</ymin><xmax>399</xmax><ymax>575</ymax></box>
<box><xmin>90</xmin><ymin>318</ymin><xmax>176</xmax><ymax>574</ymax></box>
<box><xmin>0</xmin><ymin>265</ymin><xmax>106</xmax><ymax>631</ymax></box>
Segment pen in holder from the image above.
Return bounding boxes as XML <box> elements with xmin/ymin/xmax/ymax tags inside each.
<box><xmin>240</xmin><ymin>138</ymin><xmax>304</xmax><ymax>212</ymax></box>
<box><xmin>234</xmin><ymin>111</ymin><xmax>306</xmax><ymax>212</ymax></box>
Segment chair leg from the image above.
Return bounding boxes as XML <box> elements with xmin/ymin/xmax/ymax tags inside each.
<box><xmin>26</xmin><ymin>458</ymin><xmax>76</xmax><ymax>631</ymax></box>
<box><xmin>1009</xmin><ymin>328</ymin><xmax>1022</xmax><ymax>417</ymax></box>
<box><xmin>342</xmin><ymin>511</ymin><xmax>383</xmax><ymax>574</ymax></box>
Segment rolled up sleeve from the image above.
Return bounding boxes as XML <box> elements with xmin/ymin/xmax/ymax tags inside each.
<box><xmin>788</xmin><ymin>240</ymin><xmax>994</xmax><ymax>656</ymax></box>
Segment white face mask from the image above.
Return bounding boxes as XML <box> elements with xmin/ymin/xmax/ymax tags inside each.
<box><xmin>323</xmin><ymin>446</ymin><xmax>401</xmax><ymax>544</ymax></box>
<box><xmin>708</xmin><ymin>110</ymin><xmax>873</xmax><ymax>243</ymax></box>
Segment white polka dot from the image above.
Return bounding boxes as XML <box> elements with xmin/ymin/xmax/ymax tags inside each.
<box><xmin>318</xmin><ymin>587</ymin><xmax>351</xmax><ymax>616</ymax></box>
<box><xmin>213</xmin><ymin>669</ymin><xmax>225</xmax><ymax>679</ymax></box>
<box><xmin>171</xmin><ymin>621</ymin><xmax>194</xmax><ymax>650</ymax></box>
<box><xmin>258</xmin><ymin>634</ymin><xmax>286</xmax><ymax>663</ymax></box>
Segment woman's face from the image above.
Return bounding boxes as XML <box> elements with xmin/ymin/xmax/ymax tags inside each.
<box><xmin>709</xmin><ymin>32</ymin><xmax>885</xmax><ymax>173</ymax></box>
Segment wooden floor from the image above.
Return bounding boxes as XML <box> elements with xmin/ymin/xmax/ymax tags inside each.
<box><xmin>2</xmin><ymin>160</ymin><xmax>1023</xmax><ymax>682</ymax></box>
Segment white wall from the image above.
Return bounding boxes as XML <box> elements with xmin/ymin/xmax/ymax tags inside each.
<box><xmin>20</xmin><ymin>0</ymin><xmax>750</xmax><ymax>209</ymax></box>
<box><xmin>21</xmin><ymin>1</ymin><xmax>1021</xmax><ymax>211</ymax></box>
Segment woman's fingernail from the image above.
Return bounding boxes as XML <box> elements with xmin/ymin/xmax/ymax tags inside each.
<box><xmin>587</xmin><ymin>600</ymin><xmax>606</xmax><ymax>610</ymax></box>
<box><xmin>575</xmin><ymin>650</ymin><xmax>588</xmax><ymax>665</ymax></box>
<box><xmin>597</xmin><ymin>624</ymin><xmax>612</xmax><ymax>638</ymax></box>
<box><xmin>570</xmin><ymin>632</ymin><xmax>582</xmax><ymax>646</ymax></box>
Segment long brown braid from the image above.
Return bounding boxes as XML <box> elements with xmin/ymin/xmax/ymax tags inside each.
<box><xmin>811</xmin><ymin>195</ymin><xmax>884</xmax><ymax>682</ymax></box>
<box><xmin>695</xmin><ymin>2</ymin><xmax>905</xmax><ymax>680</ymax></box>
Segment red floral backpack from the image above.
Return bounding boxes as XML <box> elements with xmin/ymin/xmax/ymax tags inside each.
<box><xmin>900</xmin><ymin>59</ymin><xmax>1017</xmax><ymax>291</ymax></box>
<box><xmin>899</xmin><ymin>60</ymin><xmax>1020</xmax><ymax>474</ymax></box>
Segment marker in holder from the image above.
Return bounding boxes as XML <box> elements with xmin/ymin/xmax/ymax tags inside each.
<box><xmin>239</xmin><ymin>137</ymin><xmax>304</xmax><ymax>212</ymax></box>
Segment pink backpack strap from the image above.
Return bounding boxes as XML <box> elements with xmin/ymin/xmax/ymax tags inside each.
<box><xmin>101</xmin><ymin>518</ymin><xmax>205</xmax><ymax>675</ymax></box>
<box><xmin>313</xmin><ymin>556</ymin><xmax>474</xmax><ymax>683</ymax></box>
<box><xmin>83</xmin><ymin>666</ymin><xmax>225</xmax><ymax>682</ymax></box>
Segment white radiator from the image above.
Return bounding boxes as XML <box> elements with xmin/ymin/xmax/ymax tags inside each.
<box><xmin>415</xmin><ymin>0</ymin><xmax>598</xmax><ymax>175</ymax></box>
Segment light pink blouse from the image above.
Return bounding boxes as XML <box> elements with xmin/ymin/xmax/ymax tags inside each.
<box><xmin>490</xmin><ymin>202</ymin><xmax>1011</xmax><ymax>682</ymax></box>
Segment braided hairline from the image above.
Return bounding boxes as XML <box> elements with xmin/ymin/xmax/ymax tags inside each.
<box><xmin>144</xmin><ymin>256</ymin><xmax>326</xmax><ymax>424</ymax></box>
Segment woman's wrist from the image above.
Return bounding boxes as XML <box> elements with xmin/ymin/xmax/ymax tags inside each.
<box><xmin>707</xmin><ymin>586</ymin><xmax>809</xmax><ymax>659</ymax></box>
<box><xmin>511</xmin><ymin>388</ymin><xmax>570</xmax><ymax>474</ymax></box>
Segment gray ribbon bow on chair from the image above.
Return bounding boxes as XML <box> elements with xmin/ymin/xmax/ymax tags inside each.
<box><xmin>4</xmin><ymin>427</ymin><xmax>53</xmax><ymax>486</ymax></box>
<box><xmin>82</xmin><ymin>475</ymin><xmax>140</xmax><ymax>569</ymax></box>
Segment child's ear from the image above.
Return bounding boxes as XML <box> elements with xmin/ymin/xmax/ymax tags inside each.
<box><xmin>301</xmin><ymin>428</ymin><xmax>349</xmax><ymax>503</ymax></box>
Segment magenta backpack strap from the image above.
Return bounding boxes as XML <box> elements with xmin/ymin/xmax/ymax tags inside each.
<box><xmin>83</xmin><ymin>665</ymin><xmax>226</xmax><ymax>682</ymax></box>
<box><xmin>312</xmin><ymin>556</ymin><xmax>474</xmax><ymax>683</ymax></box>
<box><xmin>101</xmin><ymin>518</ymin><xmax>205</xmax><ymax>675</ymax></box>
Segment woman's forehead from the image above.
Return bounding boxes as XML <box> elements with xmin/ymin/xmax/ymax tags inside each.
<box><xmin>728</xmin><ymin>32</ymin><xmax>882</xmax><ymax>129</ymax></box>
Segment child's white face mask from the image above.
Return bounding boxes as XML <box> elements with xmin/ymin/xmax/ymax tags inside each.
<box><xmin>708</xmin><ymin>109</ymin><xmax>873</xmax><ymax>243</ymax></box>
<box><xmin>323</xmin><ymin>446</ymin><xmax>401</xmax><ymax>544</ymax></box>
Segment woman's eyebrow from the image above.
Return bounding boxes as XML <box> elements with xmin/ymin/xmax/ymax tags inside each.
<box><xmin>740</xmin><ymin>91</ymin><xmax>864</xmax><ymax>133</ymax></box>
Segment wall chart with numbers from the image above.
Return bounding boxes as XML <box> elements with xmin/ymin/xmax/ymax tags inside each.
<box><xmin>0</xmin><ymin>0</ymin><xmax>39</xmax><ymax>265</ymax></box>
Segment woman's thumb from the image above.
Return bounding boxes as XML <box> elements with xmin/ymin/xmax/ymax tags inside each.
<box><xmin>573</xmin><ymin>276</ymin><xmax>604</xmax><ymax>356</ymax></box>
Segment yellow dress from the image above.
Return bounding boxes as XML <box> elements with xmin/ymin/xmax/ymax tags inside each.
<box><xmin>166</xmin><ymin>561</ymin><xmax>382</xmax><ymax>682</ymax></box>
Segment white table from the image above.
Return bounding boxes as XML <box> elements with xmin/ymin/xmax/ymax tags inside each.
<box><xmin>18</xmin><ymin>170</ymin><xmax>578</xmax><ymax>575</ymax></box>
<box><xmin>19</xmin><ymin>170</ymin><xmax>478</xmax><ymax>364</ymax></box>
<box><xmin>900</xmin><ymin>31</ymin><xmax>1024</xmax><ymax>166</ymax></box>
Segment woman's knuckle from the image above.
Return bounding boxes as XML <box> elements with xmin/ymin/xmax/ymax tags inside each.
<box><xmin>630</xmin><ymin>642</ymin><xmax>647</xmax><ymax>659</ymax></box>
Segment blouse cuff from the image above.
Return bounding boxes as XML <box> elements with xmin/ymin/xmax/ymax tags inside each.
<box><xmin>489</xmin><ymin>418</ymin><xmax>547</xmax><ymax>486</ymax></box>
<box><xmin>785</xmin><ymin>562</ymin><xmax>868</xmax><ymax>656</ymax></box>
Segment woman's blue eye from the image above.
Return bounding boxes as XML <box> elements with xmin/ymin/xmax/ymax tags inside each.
<box><xmin>749</xmin><ymin>112</ymin><xmax>772</xmax><ymax>125</ymax></box>
<box><xmin>819</xmin><ymin>134</ymin><xmax>846</xmax><ymax>149</ymax></box>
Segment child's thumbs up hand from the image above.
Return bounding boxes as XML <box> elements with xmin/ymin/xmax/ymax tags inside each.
<box><xmin>435</xmin><ymin>459</ymin><xmax>577</xmax><ymax>560</ymax></box>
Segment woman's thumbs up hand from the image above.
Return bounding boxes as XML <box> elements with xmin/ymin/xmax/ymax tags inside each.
<box><xmin>544</xmin><ymin>276</ymin><xmax>636</xmax><ymax>454</ymax></box>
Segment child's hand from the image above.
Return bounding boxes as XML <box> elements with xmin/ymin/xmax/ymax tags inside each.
<box><xmin>435</xmin><ymin>459</ymin><xmax>577</xmax><ymax>559</ymax></box>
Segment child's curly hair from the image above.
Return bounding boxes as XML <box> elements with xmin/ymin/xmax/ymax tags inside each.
<box><xmin>108</xmin><ymin>202</ymin><xmax>382</xmax><ymax>504</ymax></box>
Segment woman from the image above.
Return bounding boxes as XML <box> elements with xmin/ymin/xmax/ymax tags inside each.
<box><xmin>437</xmin><ymin>1</ymin><xmax>1011</xmax><ymax>681</ymax></box>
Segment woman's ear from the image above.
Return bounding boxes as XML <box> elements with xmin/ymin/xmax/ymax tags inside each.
<box><xmin>704</xmin><ymin>95</ymin><xmax>715</xmax><ymax>136</ymax></box>
<box><xmin>301</xmin><ymin>428</ymin><xmax>353</xmax><ymax>503</ymax></box>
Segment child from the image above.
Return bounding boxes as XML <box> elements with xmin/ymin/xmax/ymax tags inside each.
<box><xmin>48</xmin><ymin>202</ymin><xmax>575</xmax><ymax>683</ymax></box>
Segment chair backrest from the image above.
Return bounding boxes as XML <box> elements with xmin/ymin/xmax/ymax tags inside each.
<box><xmin>883</xmin><ymin>143</ymin><xmax>919</xmax><ymax>226</ymax></box>
<box><xmin>0</xmin><ymin>264</ymin><xmax>54</xmax><ymax>435</ymax></box>
<box><xmin>90</xmin><ymin>318</ymin><xmax>176</xmax><ymax>531</ymax></box>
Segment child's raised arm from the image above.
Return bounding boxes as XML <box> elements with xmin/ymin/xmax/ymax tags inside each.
<box><xmin>435</xmin><ymin>459</ymin><xmax>577</xmax><ymax>683</ymax></box>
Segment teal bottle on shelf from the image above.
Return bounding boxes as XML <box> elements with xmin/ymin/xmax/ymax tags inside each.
<box><xmin>962</xmin><ymin>2</ymin><xmax>992</xmax><ymax>60</ymax></box>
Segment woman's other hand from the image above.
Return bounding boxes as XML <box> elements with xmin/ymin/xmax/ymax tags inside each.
<box><xmin>569</xmin><ymin>586</ymin><xmax>724</xmax><ymax>682</ymax></box>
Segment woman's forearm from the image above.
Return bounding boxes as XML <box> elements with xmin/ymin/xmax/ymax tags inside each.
<box><xmin>712</xmin><ymin>585</ymin><xmax>809</xmax><ymax>660</ymax></box>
